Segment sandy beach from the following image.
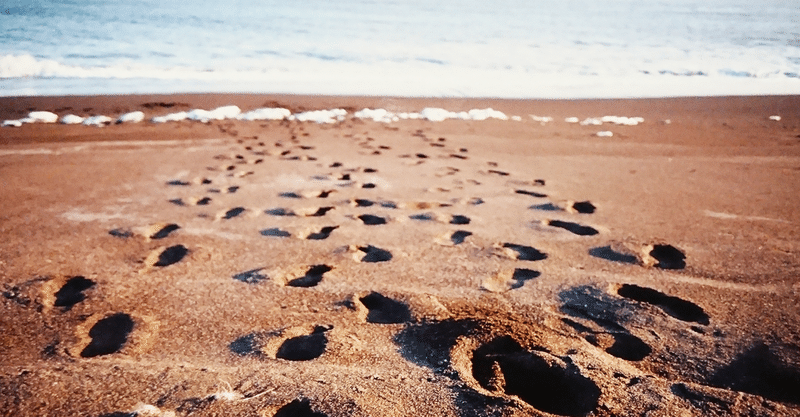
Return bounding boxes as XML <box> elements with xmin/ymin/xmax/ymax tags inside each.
<box><xmin>1</xmin><ymin>94</ymin><xmax>799</xmax><ymax>417</ymax></box>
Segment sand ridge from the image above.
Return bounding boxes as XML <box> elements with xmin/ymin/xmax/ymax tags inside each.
<box><xmin>1</xmin><ymin>94</ymin><xmax>800</xmax><ymax>416</ymax></box>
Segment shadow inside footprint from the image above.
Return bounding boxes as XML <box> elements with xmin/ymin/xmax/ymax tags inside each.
<box><xmin>222</xmin><ymin>207</ymin><xmax>246</xmax><ymax>219</ymax></box>
<box><xmin>358</xmin><ymin>214</ymin><xmax>386</xmax><ymax>225</ymax></box>
<box><xmin>547</xmin><ymin>220</ymin><xmax>598</xmax><ymax>236</ymax></box>
<box><xmin>451</xmin><ymin>230</ymin><xmax>472</xmax><ymax>245</ymax></box>
<box><xmin>503</xmin><ymin>243</ymin><xmax>547</xmax><ymax>261</ymax></box>
<box><xmin>617</xmin><ymin>284</ymin><xmax>709</xmax><ymax>325</ymax></box>
<box><xmin>150</xmin><ymin>223</ymin><xmax>180</xmax><ymax>239</ymax></box>
<box><xmin>530</xmin><ymin>203</ymin><xmax>562</xmax><ymax>212</ymax></box>
<box><xmin>108</xmin><ymin>228</ymin><xmax>133</xmax><ymax>238</ymax></box>
<box><xmin>584</xmin><ymin>332</ymin><xmax>652</xmax><ymax>361</ymax></box>
<box><xmin>307</xmin><ymin>207</ymin><xmax>334</xmax><ymax>217</ymax></box>
<box><xmin>80</xmin><ymin>313</ymin><xmax>134</xmax><ymax>358</ymax></box>
<box><xmin>261</xmin><ymin>228</ymin><xmax>291</xmax><ymax>238</ymax></box>
<box><xmin>273</xmin><ymin>399</ymin><xmax>329</xmax><ymax>417</ymax></box>
<box><xmin>516</xmin><ymin>189</ymin><xmax>547</xmax><ymax>198</ymax></box>
<box><xmin>166</xmin><ymin>180</ymin><xmax>190</xmax><ymax>186</ymax></box>
<box><xmin>511</xmin><ymin>268</ymin><xmax>540</xmax><ymax>288</ymax></box>
<box><xmin>649</xmin><ymin>244</ymin><xmax>686</xmax><ymax>269</ymax></box>
<box><xmin>471</xmin><ymin>336</ymin><xmax>600</xmax><ymax>416</ymax></box>
<box><xmin>354</xmin><ymin>199</ymin><xmax>374</xmax><ymax>207</ymax></box>
<box><xmin>588</xmin><ymin>245</ymin><xmax>638</xmax><ymax>264</ymax></box>
<box><xmin>232</xmin><ymin>268</ymin><xmax>267</xmax><ymax>284</ymax></box>
<box><xmin>265</xmin><ymin>208</ymin><xmax>295</xmax><ymax>216</ymax></box>
<box><xmin>153</xmin><ymin>245</ymin><xmax>188</xmax><ymax>267</ymax></box>
<box><xmin>409</xmin><ymin>213</ymin><xmax>435</xmax><ymax>221</ymax></box>
<box><xmin>306</xmin><ymin>226</ymin><xmax>338</xmax><ymax>240</ymax></box>
<box><xmin>54</xmin><ymin>276</ymin><xmax>95</xmax><ymax>309</ymax></box>
<box><xmin>359</xmin><ymin>292</ymin><xmax>412</xmax><ymax>324</ymax></box>
<box><xmin>359</xmin><ymin>245</ymin><xmax>392</xmax><ymax>263</ymax></box>
<box><xmin>570</xmin><ymin>201</ymin><xmax>596</xmax><ymax>214</ymax></box>
<box><xmin>276</xmin><ymin>326</ymin><xmax>329</xmax><ymax>361</ymax></box>
<box><xmin>287</xmin><ymin>265</ymin><xmax>332</xmax><ymax>288</ymax></box>
<box><xmin>450</xmin><ymin>215</ymin><xmax>470</xmax><ymax>225</ymax></box>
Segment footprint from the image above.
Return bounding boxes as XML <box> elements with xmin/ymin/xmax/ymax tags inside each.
<box><xmin>545</xmin><ymin>220</ymin><xmax>599</xmax><ymax>236</ymax></box>
<box><xmin>219</xmin><ymin>207</ymin><xmax>246</xmax><ymax>219</ymax></box>
<box><xmin>286</xmin><ymin>265</ymin><xmax>333</xmax><ymax>288</ymax></box>
<box><xmin>357</xmin><ymin>292</ymin><xmax>412</xmax><ymax>324</ymax></box>
<box><xmin>108</xmin><ymin>228</ymin><xmax>134</xmax><ymax>238</ymax></box>
<box><xmin>273</xmin><ymin>399</ymin><xmax>328</xmax><ymax>417</ymax></box>
<box><xmin>352</xmin><ymin>199</ymin><xmax>374</xmax><ymax>207</ymax></box>
<box><xmin>227</xmin><ymin>186</ymin><xmax>239</xmax><ymax>194</ymax></box>
<box><xmin>588</xmin><ymin>244</ymin><xmax>639</xmax><ymax>264</ymax></box>
<box><xmin>232</xmin><ymin>268</ymin><xmax>268</xmax><ymax>284</ymax></box>
<box><xmin>143</xmin><ymin>245</ymin><xmax>188</xmax><ymax>268</ymax></box>
<box><xmin>486</xmin><ymin>169</ymin><xmax>510</xmax><ymax>176</ymax></box>
<box><xmin>450</xmin><ymin>215</ymin><xmax>470</xmax><ymax>225</ymax></box>
<box><xmin>561</xmin><ymin>318</ymin><xmax>652</xmax><ymax>361</ymax></box>
<box><xmin>260</xmin><ymin>228</ymin><xmax>291</xmax><ymax>238</ymax></box>
<box><xmin>276</xmin><ymin>326</ymin><xmax>330</xmax><ymax>361</ymax></box>
<box><xmin>80</xmin><ymin>313</ymin><xmax>135</xmax><ymax>358</ymax></box>
<box><xmin>516</xmin><ymin>189</ymin><xmax>547</xmax><ymax>198</ymax></box>
<box><xmin>305</xmin><ymin>226</ymin><xmax>338</xmax><ymax>240</ymax></box>
<box><xmin>166</xmin><ymin>180</ymin><xmax>191</xmax><ymax>186</ymax></box>
<box><xmin>53</xmin><ymin>276</ymin><xmax>96</xmax><ymax>309</ymax></box>
<box><xmin>168</xmin><ymin>198</ymin><xmax>185</xmax><ymax>206</ymax></box>
<box><xmin>265</xmin><ymin>208</ymin><xmax>296</xmax><ymax>216</ymax></box>
<box><xmin>145</xmin><ymin>223</ymin><xmax>180</xmax><ymax>240</ymax></box>
<box><xmin>230</xmin><ymin>325</ymin><xmax>331</xmax><ymax>361</ymax></box>
<box><xmin>191</xmin><ymin>196</ymin><xmax>212</xmax><ymax>206</ymax></box>
<box><xmin>643</xmin><ymin>244</ymin><xmax>686</xmax><ymax>269</ymax></box>
<box><xmin>469</xmin><ymin>336</ymin><xmax>600</xmax><ymax>416</ymax></box>
<box><xmin>361</xmin><ymin>183</ymin><xmax>376</xmax><ymax>189</ymax></box>
<box><xmin>500</xmin><ymin>243</ymin><xmax>547</xmax><ymax>261</ymax></box>
<box><xmin>617</xmin><ymin>284</ymin><xmax>709</xmax><ymax>324</ymax></box>
<box><xmin>358</xmin><ymin>214</ymin><xmax>387</xmax><ymax>225</ymax></box>
<box><xmin>450</xmin><ymin>230</ymin><xmax>472</xmax><ymax>245</ymax></box>
<box><xmin>303</xmin><ymin>206</ymin><xmax>335</xmax><ymax>217</ymax></box>
<box><xmin>569</xmin><ymin>201</ymin><xmax>596</xmax><ymax>214</ymax></box>
<box><xmin>481</xmin><ymin>268</ymin><xmax>540</xmax><ymax>292</ymax></box>
<box><xmin>530</xmin><ymin>203</ymin><xmax>562</xmax><ymax>212</ymax></box>
<box><xmin>708</xmin><ymin>342</ymin><xmax>800</xmax><ymax>405</ymax></box>
<box><xmin>584</xmin><ymin>332</ymin><xmax>652</xmax><ymax>362</ymax></box>
<box><xmin>357</xmin><ymin>245</ymin><xmax>392</xmax><ymax>263</ymax></box>
<box><xmin>450</xmin><ymin>154</ymin><xmax>468</xmax><ymax>160</ymax></box>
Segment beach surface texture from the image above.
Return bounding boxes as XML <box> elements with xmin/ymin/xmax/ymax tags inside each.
<box><xmin>1</xmin><ymin>94</ymin><xmax>800</xmax><ymax>416</ymax></box>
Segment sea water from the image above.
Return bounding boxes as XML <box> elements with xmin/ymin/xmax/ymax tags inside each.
<box><xmin>1</xmin><ymin>0</ymin><xmax>798</xmax><ymax>98</ymax></box>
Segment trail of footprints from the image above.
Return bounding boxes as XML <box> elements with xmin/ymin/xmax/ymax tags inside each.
<box><xmin>16</xmin><ymin>122</ymin><xmax>796</xmax><ymax>416</ymax></box>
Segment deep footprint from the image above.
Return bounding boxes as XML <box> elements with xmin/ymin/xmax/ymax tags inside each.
<box><xmin>588</xmin><ymin>245</ymin><xmax>639</xmax><ymax>264</ymax></box>
<box><xmin>648</xmin><ymin>244</ymin><xmax>686</xmax><ymax>269</ymax></box>
<box><xmin>450</xmin><ymin>230</ymin><xmax>472</xmax><ymax>245</ymax></box>
<box><xmin>260</xmin><ymin>227</ymin><xmax>291</xmax><ymax>237</ymax></box>
<box><xmin>359</xmin><ymin>292</ymin><xmax>412</xmax><ymax>324</ymax></box>
<box><xmin>232</xmin><ymin>268</ymin><xmax>267</xmax><ymax>284</ymax></box>
<box><xmin>358</xmin><ymin>245</ymin><xmax>392</xmax><ymax>263</ymax></box>
<box><xmin>54</xmin><ymin>276</ymin><xmax>95</xmax><ymax>309</ymax></box>
<box><xmin>547</xmin><ymin>220</ymin><xmax>599</xmax><ymax>236</ymax></box>
<box><xmin>358</xmin><ymin>214</ymin><xmax>387</xmax><ymax>225</ymax></box>
<box><xmin>80</xmin><ymin>313</ymin><xmax>135</xmax><ymax>358</ymax></box>
<box><xmin>221</xmin><ymin>207</ymin><xmax>246</xmax><ymax>219</ymax></box>
<box><xmin>287</xmin><ymin>265</ymin><xmax>333</xmax><ymax>288</ymax></box>
<box><xmin>273</xmin><ymin>399</ymin><xmax>328</xmax><ymax>417</ymax></box>
<box><xmin>502</xmin><ymin>243</ymin><xmax>547</xmax><ymax>261</ymax></box>
<box><xmin>584</xmin><ymin>332</ymin><xmax>652</xmax><ymax>361</ymax></box>
<box><xmin>450</xmin><ymin>215</ymin><xmax>470</xmax><ymax>225</ymax></box>
<box><xmin>306</xmin><ymin>226</ymin><xmax>338</xmax><ymax>240</ymax></box>
<box><xmin>570</xmin><ymin>201</ymin><xmax>596</xmax><ymax>214</ymax></box>
<box><xmin>471</xmin><ymin>336</ymin><xmax>600</xmax><ymax>416</ymax></box>
<box><xmin>617</xmin><ymin>284</ymin><xmax>709</xmax><ymax>325</ymax></box>
<box><xmin>151</xmin><ymin>245</ymin><xmax>189</xmax><ymax>267</ymax></box>
<box><xmin>276</xmin><ymin>326</ymin><xmax>330</xmax><ymax>361</ymax></box>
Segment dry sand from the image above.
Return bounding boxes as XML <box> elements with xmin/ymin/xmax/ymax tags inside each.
<box><xmin>1</xmin><ymin>94</ymin><xmax>799</xmax><ymax>417</ymax></box>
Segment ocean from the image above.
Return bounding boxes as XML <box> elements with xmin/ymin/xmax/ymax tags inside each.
<box><xmin>1</xmin><ymin>0</ymin><xmax>799</xmax><ymax>98</ymax></box>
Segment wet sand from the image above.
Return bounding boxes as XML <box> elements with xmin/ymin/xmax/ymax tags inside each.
<box><xmin>1</xmin><ymin>94</ymin><xmax>799</xmax><ymax>416</ymax></box>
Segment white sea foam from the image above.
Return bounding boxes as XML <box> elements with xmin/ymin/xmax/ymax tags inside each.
<box><xmin>289</xmin><ymin>109</ymin><xmax>347</xmax><ymax>124</ymax></box>
<box><xmin>596</xmin><ymin>131</ymin><xmax>614</xmax><ymax>137</ymax></box>
<box><xmin>769</xmin><ymin>115</ymin><xmax>781</xmax><ymax>121</ymax></box>
<box><xmin>186</xmin><ymin>105</ymin><xmax>241</xmax><ymax>123</ymax></box>
<box><xmin>82</xmin><ymin>115</ymin><xmax>113</xmax><ymax>126</ymax></box>
<box><xmin>22</xmin><ymin>111</ymin><xmax>59</xmax><ymax>124</ymax></box>
<box><xmin>152</xmin><ymin>112</ymin><xmax>188</xmax><ymax>123</ymax></box>
<box><xmin>530</xmin><ymin>115</ymin><xmax>553</xmax><ymax>124</ymax></box>
<box><xmin>2</xmin><ymin>120</ymin><xmax>22</xmax><ymax>127</ymax></box>
<box><xmin>236</xmin><ymin>108</ymin><xmax>291</xmax><ymax>121</ymax></box>
<box><xmin>117</xmin><ymin>111</ymin><xmax>144</xmax><ymax>123</ymax></box>
<box><xmin>61</xmin><ymin>114</ymin><xmax>85</xmax><ymax>124</ymax></box>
